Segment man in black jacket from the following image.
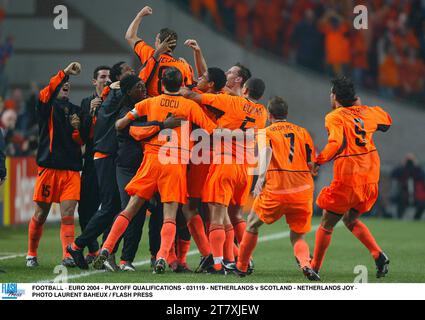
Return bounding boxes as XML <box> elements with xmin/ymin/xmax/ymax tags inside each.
<box><xmin>78</xmin><ymin>65</ymin><xmax>111</xmax><ymax>264</ymax></box>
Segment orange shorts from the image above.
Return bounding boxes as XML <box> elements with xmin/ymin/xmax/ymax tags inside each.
<box><xmin>33</xmin><ymin>167</ymin><xmax>81</xmax><ymax>203</ymax></box>
<box><xmin>187</xmin><ymin>162</ymin><xmax>210</xmax><ymax>199</ymax></box>
<box><xmin>254</xmin><ymin>190</ymin><xmax>313</xmax><ymax>234</ymax></box>
<box><xmin>125</xmin><ymin>154</ymin><xmax>187</xmax><ymax>204</ymax></box>
<box><xmin>202</xmin><ymin>163</ymin><xmax>251</xmax><ymax>206</ymax></box>
<box><xmin>316</xmin><ymin>182</ymin><xmax>378</xmax><ymax>214</ymax></box>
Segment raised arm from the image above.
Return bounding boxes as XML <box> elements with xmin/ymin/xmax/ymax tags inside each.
<box><xmin>125</xmin><ymin>6</ymin><xmax>153</xmax><ymax>48</ymax></box>
<box><xmin>38</xmin><ymin>62</ymin><xmax>81</xmax><ymax>106</ymax></box>
<box><xmin>184</xmin><ymin>39</ymin><xmax>208</xmax><ymax>78</ymax></box>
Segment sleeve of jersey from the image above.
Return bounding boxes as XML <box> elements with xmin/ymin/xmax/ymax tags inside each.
<box><xmin>127</xmin><ymin>100</ymin><xmax>148</xmax><ymax>121</ymax></box>
<box><xmin>134</xmin><ymin>40</ymin><xmax>155</xmax><ymax>65</ymax></box>
<box><xmin>38</xmin><ymin>70</ymin><xmax>68</xmax><ymax>104</ymax></box>
<box><xmin>189</xmin><ymin>103</ymin><xmax>218</xmax><ymax>135</ymax></box>
<box><xmin>200</xmin><ymin>94</ymin><xmax>226</xmax><ymax>112</ymax></box>
<box><xmin>374</xmin><ymin>107</ymin><xmax>393</xmax><ymax>132</ymax></box>
<box><xmin>129</xmin><ymin>122</ymin><xmax>164</xmax><ymax>142</ymax></box>
<box><xmin>304</xmin><ymin>130</ymin><xmax>316</xmax><ymax>163</ymax></box>
<box><xmin>184</xmin><ymin>64</ymin><xmax>194</xmax><ymax>86</ymax></box>
<box><xmin>316</xmin><ymin>114</ymin><xmax>344</xmax><ymax>165</ymax></box>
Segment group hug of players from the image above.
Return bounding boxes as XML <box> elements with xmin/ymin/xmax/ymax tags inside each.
<box><xmin>25</xmin><ymin>6</ymin><xmax>393</xmax><ymax>281</ymax></box>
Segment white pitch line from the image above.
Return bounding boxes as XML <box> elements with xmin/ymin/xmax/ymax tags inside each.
<box><xmin>38</xmin><ymin>224</ymin><xmax>324</xmax><ymax>283</ymax></box>
<box><xmin>0</xmin><ymin>253</ymin><xmax>27</xmax><ymax>261</ymax></box>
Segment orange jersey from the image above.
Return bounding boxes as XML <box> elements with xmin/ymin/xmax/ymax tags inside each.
<box><xmin>134</xmin><ymin>40</ymin><xmax>194</xmax><ymax>97</ymax></box>
<box><xmin>200</xmin><ymin>93</ymin><xmax>267</xmax><ymax>162</ymax></box>
<box><xmin>260</xmin><ymin>121</ymin><xmax>315</xmax><ymax>202</ymax></box>
<box><xmin>316</xmin><ymin>105</ymin><xmax>392</xmax><ymax>186</ymax></box>
<box><xmin>127</xmin><ymin>93</ymin><xmax>217</xmax><ymax>162</ymax></box>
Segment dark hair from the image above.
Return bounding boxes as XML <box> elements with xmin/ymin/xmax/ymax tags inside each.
<box><xmin>331</xmin><ymin>77</ymin><xmax>357</xmax><ymax>107</ymax></box>
<box><xmin>93</xmin><ymin>65</ymin><xmax>110</xmax><ymax>80</ymax></box>
<box><xmin>245</xmin><ymin>78</ymin><xmax>265</xmax><ymax>100</ymax></box>
<box><xmin>235</xmin><ymin>62</ymin><xmax>252</xmax><ymax>85</ymax></box>
<box><xmin>159</xmin><ymin>28</ymin><xmax>178</xmax><ymax>51</ymax></box>
<box><xmin>110</xmin><ymin>61</ymin><xmax>125</xmax><ymax>82</ymax></box>
<box><xmin>207</xmin><ymin>67</ymin><xmax>226</xmax><ymax>92</ymax></box>
<box><xmin>120</xmin><ymin>74</ymin><xmax>142</xmax><ymax>95</ymax></box>
<box><xmin>162</xmin><ymin>67</ymin><xmax>183</xmax><ymax>92</ymax></box>
<box><xmin>267</xmin><ymin>96</ymin><xmax>288</xmax><ymax>120</ymax></box>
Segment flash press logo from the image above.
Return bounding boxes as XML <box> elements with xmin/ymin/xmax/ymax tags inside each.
<box><xmin>1</xmin><ymin>283</ymin><xmax>25</xmax><ymax>300</ymax></box>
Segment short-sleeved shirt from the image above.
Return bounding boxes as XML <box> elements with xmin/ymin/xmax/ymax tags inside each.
<box><xmin>200</xmin><ymin>93</ymin><xmax>267</xmax><ymax>163</ymax></box>
<box><xmin>316</xmin><ymin>105</ymin><xmax>392</xmax><ymax>186</ymax></box>
<box><xmin>259</xmin><ymin>121</ymin><xmax>315</xmax><ymax>202</ymax></box>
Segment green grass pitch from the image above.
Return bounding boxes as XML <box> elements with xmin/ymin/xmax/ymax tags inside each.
<box><xmin>0</xmin><ymin>217</ymin><xmax>424</xmax><ymax>283</ymax></box>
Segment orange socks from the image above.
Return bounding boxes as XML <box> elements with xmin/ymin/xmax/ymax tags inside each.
<box><xmin>348</xmin><ymin>220</ymin><xmax>382</xmax><ymax>260</ymax></box>
<box><xmin>103</xmin><ymin>213</ymin><xmax>130</xmax><ymax>254</ymax></box>
<box><xmin>187</xmin><ymin>215</ymin><xmax>210</xmax><ymax>257</ymax></box>
<box><xmin>167</xmin><ymin>241</ymin><xmax>178</xmax><ymax>264</ymax></box>
<box><xmin>312</xmin><ymin>226</ymin><xmax>333</xmax><ymax>271</ymax></box>
<box><xmin>293</xmin><ymin>239</ymin><xmax>311</xmax><ymax>269</ymax></box>
<box><xmin>157</xmin><ymin>219</ymin><xmax>177</xmax><ymax>260</ymax></box>
<box><xmin>236</xmin><ymin>231</ymin><xmax>258</xmax><ymax>272</ymax></box>
<box><xmin>60</xmin><ymin>216</ymin><xmax>75</xmax><ymax>259</ymax></box>
<box><xmin>27</xmin><ymin>216</ymin><xmax>45</xmax><ymax>257</ymax></box>
<box><xmin>233</xmin><ymin>220</ymin><xmax>246</xmax><ymax>244</ymax></box>
<box><xmin>224</xmin><ymin>224</ymin><xmax>235</xmax><ymax>262</ymax></box>
<box><xmin>177</xmin><ymin>239</ymin><xmax>191</xmax><ymax>264</ymax></box>
<box><xmin>209</xmin><ymin>224</ymin><xmax>225</xmax><ymax>270</ymax></box>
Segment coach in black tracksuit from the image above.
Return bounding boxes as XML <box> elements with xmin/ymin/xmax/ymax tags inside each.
<box><xmin>68</xmin><ymin>62</ymin><xmax>134</xmax><ymax>269</ymax></box>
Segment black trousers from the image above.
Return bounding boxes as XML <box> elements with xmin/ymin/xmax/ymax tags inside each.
<box><xmin>78</xmin><ymin>159</ymin><xmax>100</xmax><ymax>253</ymax></box>
<box><xmin>116</xmin><ymin>166</ymin><xmax>148</xmax><ymax>262</ymax></box>
<box><xmin>75</xmin><ymin>156</ymin><xmax>121</xmax><ymax>249</ymax></box>
<box><xmin>148</xmin><ymin>193</ymin><xmax>163</xmax><ymax>258</ymax></box>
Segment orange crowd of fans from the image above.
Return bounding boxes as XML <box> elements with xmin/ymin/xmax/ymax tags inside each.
<box><xmin>178</xmin><ymin>0</ymin><xmax>425</xmax><ymax>104</ymax></box>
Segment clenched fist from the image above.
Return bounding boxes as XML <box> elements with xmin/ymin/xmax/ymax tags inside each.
<box><xmin>70</xmin><ymin>114</ymin><xmax>81</xmax><ymax>130</ymax></box>
<box><xmin>138</xmin><ymin>6</ymin><xmax>153</xmax><ymax>18</ymax></box>
<box><xmin>64</xmin><ymin>62</ymin><xmax>82</xmax><ymax>76</ymax></box>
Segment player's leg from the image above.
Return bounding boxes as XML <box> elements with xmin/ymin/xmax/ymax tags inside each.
<box><xmin>117</xmin><ymin>166</ymin><xmax>147</xmax><ymax>271</ymax></box>
<box><xmin>343</xmin><ymin>209</ymin><xmax>389</xmax><ymax>278</ymax></box>
<box><xmin>59</xmin><ymin>200</ymin><xmax>77</xmax><ymax>266</ymax></box>
<box><xmin>223</xmin><ymin>213</ymin><xmax>235</xmax><ymax>266</ymax></box>
<box><xmin>176</xmin><ymin>211</ymin><xmax>192</xmax><ymax>272</ymax></box>
<box><xmin>207</xmin><ymin>203</ymin><xmax>227</xmax><ymax>273</ymax></box>
<box><xmin>154</xmin><ymin>202</ymin><xmax>179</xmax><ymax>273</ymax></box>
<box><xmin>290</xmin><ymin>231</ymin><xmax>320</xmax><ymax>281</ymax></box>
<box><xmin>228</xmin><ymin>204</ymin><xmax>246</xmax><ymax>245</ymax></box>
<box><xmin>183</xmin><ymin>198</ymin><xmax>211</xmax><ymax>258</ymax></box>
<box><xmin>72</xmin><ymin>157</ymin><xmax>121</xmax><ymax>252</ymax></box>
<box><xmin>93</xmin><ymin>195</ymin><xmax>146</xmax><ymax>270</ymax></box>
<box><xmin>311</xmin><ymin>210</ymin><xmax>343</xmax><ymax>273</ymax></box>
<box><xmin>148</xmin><ymin>195</ymin><xmax>163</xmax><ymax>267</ymax></box>
<box><xmin>235</xmin><ymin>209</ymin><xmax>263</xmax><ymax>275</ymax></box>
<box><xmin>78</xmin><ymin>161</ymin><xmax>100</xmax><ymax>262</ymax></box>
<box><xmin>26</xmin><ymin>201</ymin><xmax>51</xmax><ymax>267</ymax></box>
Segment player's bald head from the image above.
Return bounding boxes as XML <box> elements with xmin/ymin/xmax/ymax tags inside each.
<box><xmin>267</xmin><ymin>96</ymin><xmax>288</xmax><ymax>120</ymax></box>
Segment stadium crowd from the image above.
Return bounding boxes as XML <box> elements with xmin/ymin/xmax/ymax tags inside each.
<box><xmin>176</xmin><ymin>0</ymin><xmax>425</xmax><ymax>105</ymax></box>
